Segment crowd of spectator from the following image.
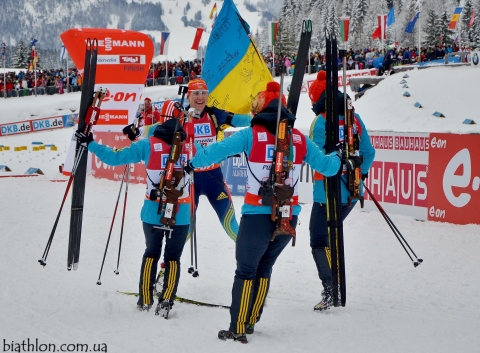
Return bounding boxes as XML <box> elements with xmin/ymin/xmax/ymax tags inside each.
<box><xmin>0</xmin><ymin>68</ymin><xmax>82</xmax><ymax>97</ymax></box>
<box><xmin>0</xmin><ymin>43</ymin><xmax>472</xmax><ymax>98</ymax></box>
<box><xmin>264</xmin><ymin>43</ymin><xmax>471</xmax><ymax>77</ymax></box>
<box><xmin>145</xmin><ymin>58</ymin><xmax>202</xmax><ymax>86</ymax></box>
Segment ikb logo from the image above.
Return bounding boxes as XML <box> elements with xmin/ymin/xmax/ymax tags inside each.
<box><xmin>161</xmin><ymin>154</ymin><xmax>187</xmax><ymax>169</ymax></box>
<box><xmin>194</xmin><ymin>123</ymin><xmax>212</xmax><ymax>137</ymax></box>
<box><xmin>265</xmin><ymin>145</ymin><xmax>275</xmax><ymax>162</ymax></box>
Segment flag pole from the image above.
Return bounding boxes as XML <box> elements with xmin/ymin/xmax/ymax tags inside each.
<box><xmin>166</xmin><ymin>54</ymin><xmax>169</xmax><ymax>86</ymax></box>
<box><xmin>34</xmin><ymin>46</ymin><xmax>37</xmax><ymax>97</ymax></box>
<box><xmin>66</xmin><ymin>50</ymin><xmax>69</xmax><ymax>93</ymax></box>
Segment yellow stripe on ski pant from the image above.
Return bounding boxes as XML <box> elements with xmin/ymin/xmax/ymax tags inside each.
<box><xmin>222</xmin><ymin>204</ymin><xmax>237</xmax><ymax>241</ymax></box>
<box><xmin>163</xmin><ymin>260</ymin><xmax>178</xmax><ymax>301</ymax></box>
<box><xmin>236</xmin><ymin>279</ymin><xmax>253</xmax><ymax>334</ymax></box>
<box><xmin>142</xmin><ymin>257</ymin><xmax>154</xmax><ymax>305</ymax></box>
<box><xmin>325</xmin><ymin>247</ymin><xmax>332</xmax><ymax>269</ymax></box>
<box><xmin>249</xmin><ymin>277</ymin><xmax>269</xmax><ymax>325</ymax></box>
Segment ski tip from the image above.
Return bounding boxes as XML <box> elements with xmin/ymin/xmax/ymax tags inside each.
<box><xmin>114</xmin><ymin>270</ymin><xmax>119</xmax><ymax>275</ymax></box>
<box><xmin>38</xmin><ymin>259</ymin><xmax>47</xmax><ymax>267</ymax></box>
<box><xmin>73</xmin><ymin>263</ymin><xmax>79</xmax><ymax>271</ymax></box>
<box><xmin>96</xmin><ymin>281</ymin><xmax>102</xmax><ymax>285</ymax></box>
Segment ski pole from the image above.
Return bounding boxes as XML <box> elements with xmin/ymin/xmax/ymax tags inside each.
<box><xmin>39</xmin><ymin>145</ymin><xmax>86</xmax><ymax>266</ymax></box>
<box><xmin>96</xmin><ymin>164</ymin><xmax>127</xmax><ymax>285</ymax></box>
<box><xmin>362</xmin><ymin>181</ymin><xmax>423</xmax><ymax>267</ymax></box>
<box><xmin>114</xmin><ymin>163</ymin><xmax>131</xmax><ymax>275</ymax></box>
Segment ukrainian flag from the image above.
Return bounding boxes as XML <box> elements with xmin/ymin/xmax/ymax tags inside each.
<box><xmin>202</xmin><ymin>0</ymin><xmax>273</xmax><ymax>114</ymax></box>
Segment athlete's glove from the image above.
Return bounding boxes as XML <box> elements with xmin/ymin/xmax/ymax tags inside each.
<box><xmin>75</xmin><ymin>130</ymin><xmax>93</xmax><ymax>146</ymax></box>
<box><xmin>184</xmin><ymin>160</ymin><xmax>195</xmax><ymax>174</ymax></box>
<box><xmin>122</xmin><ymin>124</ymin><xmax>140</xmax><ymax>141</ymax></box>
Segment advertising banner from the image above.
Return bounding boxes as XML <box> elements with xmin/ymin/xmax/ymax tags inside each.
<box><xmin>427</xmin><ymin>133</ymin><xmax>480</xmax><ymax>224</ymax></box>
<box><xmin>90</xmin><ymin>131</ymin><xmax>146</xmax><ymax>184</ymax></box>
<box><xmin>0</xmin><ymin>120</ymin><xmax>32</xmax><ymax>136</ymax></box>
<box><xmin>30</xmin><ymin>116</ymin><xmax>64</xmax><ymax>132</ymax></box>
<box><xmin>60</xmin><ymin>28</ymin><xmax>154</xmax><ymax>131</ymax></box>
<box><xmin>363</xmin><ymin>132</ymin><xmax>429</xmax><ymax>220</ymax></box>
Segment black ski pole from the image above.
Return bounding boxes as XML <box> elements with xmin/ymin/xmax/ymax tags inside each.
<box><xmin>362</xmin><ymin>181</ymin><xmax>423</xmax><ymax>267</ymax></box>
<box><xmin>114</xmin><ymin>163</ymin><xmax>131</xmax><ymax>275</ymax></box>
<box><xmin>39</xmin><ymin>143</ymin><xmax>87</xmax><ymax>266</ymax></box>
<box><xmin>96</xmin><ymin>164</ymin><xmax>127</xmax><ymax>284</ymax></box>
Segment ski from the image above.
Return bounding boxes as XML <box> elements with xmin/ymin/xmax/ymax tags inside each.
<box><xmin>118</xmin><ymin>291</ymin><xmax>230</xmax><ymax>309</ymax></box>
<box><xmin>324</xmin><ymin>33</ymin><xmax>346</xmax><ymax>307</ymax></box>
<box><xmin>286</xmin><ymin>20</ymin><xmax>312</xmax><ymax>116</ymax></box>
<box><xmin>67</xmin><ymin>39</ymin><xmax>99</xmax><ymax>271</ymax></box>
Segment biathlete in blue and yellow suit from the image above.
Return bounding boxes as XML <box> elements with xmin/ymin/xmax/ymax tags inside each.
<box><xmin>186</xmin><ymin>81</ymin><xmax>342</xmax><ymax>343</ymax></box>
<box><xmin>79</xmin><ymin>118</ymin><xmax>195</xmax><ymax>311</ymax></box>
<box><xmin>308</xmin><ymin>70</ymin><xmax>376</xmax><ymax>311</ymax></box>
<box><xmin>142</xmin><ymin>78</ymin><xmax>252</xmax><ymax>241</ymax></box>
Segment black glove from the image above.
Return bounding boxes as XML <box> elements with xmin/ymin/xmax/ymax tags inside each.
<box><xmin>75</xmin><ymin>130</ymin><xmax>93</xmax><ymax>146</ymax></box>
<box><xmin>122</xmin><ymin>124</ymin><xmax>140</xmax><ymax>141</ymax></box>
<box><xmin>184</xmin><ymin>160</ymin><xmax>195</xmax><ymax>174</ymax></box>
<box><xmin>362</xmin><ymin>173</ymin><xmax>368</xmax><ymax>181</ymax></box>
<box><xmin>325</xmin><ymin>143</ymin><xmax>343</xmax><ymax>162</ymax></box>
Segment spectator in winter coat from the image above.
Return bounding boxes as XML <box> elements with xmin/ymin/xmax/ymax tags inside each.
<box><xmin>186</xmin><ymin>81</ymin><xmax>341</xmax><ymax>343</ymax></box>
<box><xmin>307</xmin><ymin>71</ymin><xmax>375</xmax><ymax>311</ymax></box>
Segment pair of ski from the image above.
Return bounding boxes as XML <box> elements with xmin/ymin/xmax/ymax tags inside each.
<box><xmin>39</xmin><ymin>39</ymin><xmax>102</xmax><ymax>271</ymax></box>
<box><xmin>324</xmin><ymin>34</ymin><xmax>346</xmax><ymax>308</ymax></box>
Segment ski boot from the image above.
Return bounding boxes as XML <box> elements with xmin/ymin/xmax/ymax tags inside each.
<box><xmin>137</xmin><ymin>304</ymin><xmax>153</xmax><ymax>312</ymax></box>
<box><xmin>218</xmin><ymin>330</ymin><xmax>248</xmax><ymax>344</ymax></box>
<box><xmin>155</xmin><ymin>299</ymin><xmax>174</xmax><ymax>319</ymax></box>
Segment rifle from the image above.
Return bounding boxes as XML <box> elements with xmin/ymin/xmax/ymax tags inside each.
<box><xmin>344</xmin><ymin>97</ymin><xmax>364</xmax><ymax>207</ymax></box>
<box><xmin>259</xmin><ymin>64</ymin><xmax>296</xmax><ymax>246</ymax></box>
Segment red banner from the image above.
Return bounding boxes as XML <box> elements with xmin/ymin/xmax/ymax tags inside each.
<box><xmin>427</xmin><ymin>133</ymin><xmax>480</xmax><ymax>224</ymax></box>
<box><xmin>60</xmin><ymin>28</ymin><xmax>154</xmax><ymax>130</ymax></box>
<box><xmin>91</xmin><ymin>131</ymin><xmax>146</xmax><ymax>184</ymax></box>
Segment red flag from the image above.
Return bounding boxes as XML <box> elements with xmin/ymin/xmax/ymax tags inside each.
<box><xmin>372</xmin><ymin>15</ymin><xmax>387</xmax><ymax>39</ymax></box>
<box><xmin>191</xmin><ymin>28</ymin><xmax>204</xmax><ymax>50</ymax></box>
<box><xmin>469</xmin><ymin>10</ymin><xmax>475</xmax><ymax>28</ymax></box>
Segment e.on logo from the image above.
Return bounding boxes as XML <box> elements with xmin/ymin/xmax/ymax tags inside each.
<box><xmin>427</xmin><ymin>134</ymin><xmax>480</xmax><ymax>225</ymax></box>
<box><xmin>442</xmin><ymin>149</ymin><xmax>480</xmax><ymax>208</ymax></box>
<box><xmin>102</xmin><ymin>89</ymin><xmax>137</xmax><ymax>103</ymax></box>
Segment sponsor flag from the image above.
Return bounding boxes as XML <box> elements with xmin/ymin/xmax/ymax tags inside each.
<box><xmin>405</xmin><ymin>12</ymin><xmax>420</xmax><ymax>33</ymax></box>
<box><xmin>372</xmin><ymin>15</ymin><xmax>387</xmax><ymax>39</ymax></box>
<box><xmin>387</xmin><ymin>6</ymin><xmax>395</xmax><ymax>26</ymax></box>
<box><xmin>469</xmin><ymin>9</ymin><xmax>475</xmax><ymax>28</ymax></box>
<box><xmin>203</xmin><ymin>0</ymin><xmax>273</xmax><ymax>114</ymax></box>
<box><xmin>209</xmin><ymin>3</ymin><xmax>217</xmax><ymax>19</ymax></box>
<box><xmin>29</xmin><ymin>61</ymin><xmax>33</xmax><ymax>71</ymax></box>
<box><xmin>339</xmin><ymin>17</ymin><xmax>350</xmax><ymax>42</ymax></box>
<box><xmin>33</xmin><ymin>52</ymin><xmax>39</xmax><ymax>65</ymax></box>
<box><xmin>30</xmin><ymin>38</ymin><xmax>38</xmax><ymax>58</ymax></box>
<box><xmin>160</xmin><ymin>32</ymin><xmax>170</xmax><ymax>55</ymax></box>
<box><xmin>268</xmin><ymin>21</ymin><xmax>278</xmax><ymax>47</ymax></box>
<box><xmin>449</xmin><ymin>7</ymin><xmax>462</xmax><ymax>29</ymax></box>
<box><xmin>191</xmin><ymin>28</ymin><xmax>204</xmax><ymax>51</ymax></box>
<box><xmin>60</xmin><ymin>44</ymin><xmax>67</xmax><ymax>61</ymax></box>
<box><xmin>1</xmin><ymin>43</ymin><xmax>6</xmax><ymax>62</ymax></box>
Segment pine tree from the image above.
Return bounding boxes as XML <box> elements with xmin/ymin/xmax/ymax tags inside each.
<box><xmin>439</xmin><ymin>11</ymin><xmax>455</xmax><ymax>47</ymax></box>
<box><xmin>11</xmin><ymin>40</ymin><xmax>28</xmax><ymax>69</ymax></box>
<box><xmin>422</xmin><ymin>9</ymin><xmax>440</xmax><ymax>46</ymax></box>
<box><xmin>461</xmin><ymin>0</ymin><xmax>476</xmax><ymax>48</ymax></box>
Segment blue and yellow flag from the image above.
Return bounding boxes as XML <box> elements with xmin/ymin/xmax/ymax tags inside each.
<box><xmin>202</xmin><ymin>0</ymin><xmax>273</xmax><ymax>114</ymax></box>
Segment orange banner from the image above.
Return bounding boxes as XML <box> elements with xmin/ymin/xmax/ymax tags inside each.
<box><xmin>60</xmin><ymin>28</ymin><xmax>154</xmax><ymax>130</ymax></box>
<box><xmin>427</xmin><ymin>133</ymin><xmax>480</xmax><ymax>224</ymax></box>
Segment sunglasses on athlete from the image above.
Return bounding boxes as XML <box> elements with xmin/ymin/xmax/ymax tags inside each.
<box><xmin>191</xmin><ymin>90</ymin><xmax>208</xmax><ymax>96</ymax></box>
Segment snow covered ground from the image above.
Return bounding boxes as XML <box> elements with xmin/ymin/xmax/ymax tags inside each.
<box><xmin>1</xmin><ymin>65</ymin><xmax>480</xmax><ymax>352</ymax></box>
